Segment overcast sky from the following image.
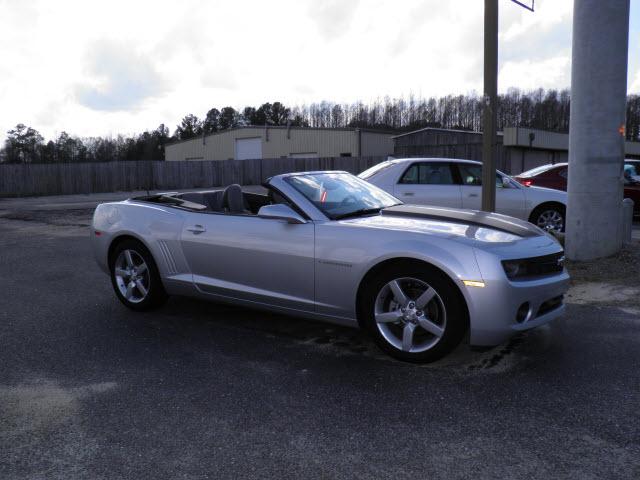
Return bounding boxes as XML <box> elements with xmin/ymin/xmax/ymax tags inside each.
<box><xmin>1</xmin><ymin>0</ymin><xmax>638</xmax><ymax>142</ymax></box>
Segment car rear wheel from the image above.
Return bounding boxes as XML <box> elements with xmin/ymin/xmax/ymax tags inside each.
<box><xmin>109</xmin><ymin>240</ymin><xmax>167</xmax><ymax>311</ymax></box>
<box><xmin>530</xmin><ymin>204</ymin><xmax>565</xmax><ymax>232</ymax></box>
<box><xmin>361</xmin><ymin>264</ymin><xmax>468</xmax><ymax>363</ymax></box>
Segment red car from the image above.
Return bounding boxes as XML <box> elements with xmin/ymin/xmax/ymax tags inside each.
<box><xmin>514</xmin><ymin>162</ymin><xmax>640</xmax><ymax>215</ymax></box>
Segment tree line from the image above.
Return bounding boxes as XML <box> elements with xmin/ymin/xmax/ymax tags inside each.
<box><xmin>3</xmin><ymin>89</ymin><xmax>640</xmax><ymax>164</ymax></box>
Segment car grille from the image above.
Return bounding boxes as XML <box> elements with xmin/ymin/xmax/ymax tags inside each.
<box><xmin>502</xmin><ymin>252</ymin><xmax>565</xmax><ymax>280</ymax></box>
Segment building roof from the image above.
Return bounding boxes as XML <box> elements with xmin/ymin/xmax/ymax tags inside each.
<box><xmin>166</xmin><ymin>126</ymin><xmax>397</xmax><ymax>147</ymax></box>
<box><xmin>392</xmin><ymin>127</ymin><xmax>505</xmax><ymax>139</ymax></box>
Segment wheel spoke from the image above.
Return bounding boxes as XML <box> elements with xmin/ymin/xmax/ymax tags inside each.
<box><xmin>115</xmin><ymin>267</ymin><xmax>129</xmax><ymax>278</ymax></box>
<box><xmin>418</xmin><ymin>317</ymin><xmax>444</xmax><ymax>338</ymax></box>
<box><xmin>402</xmin><ymin>323</ymin><xmax>416</xmax><ymax>352</ymax></box>
<box><xmin>135</xmin><ymin>280</ymin><xmax>148</xmax><ymax>297</ymax></box>
<box><xmin>388</xmin><ymin>280</ymin><xmax>408</xmax><ymax>305</ymax></box>
<box><xmin>124</xmin><ymin>250</ymin><xmax>134</xmax><ymax>268</ymax></box>
<box><xmin>416</xmin><ymin>288</ymin><xmax>436</xmax><ymax>309</ymax></box>
<box><xmin>125</xmin><ymin>282</ymin><xmax>134</xmax><ymax>300</ymax></box>
<box><xmin>135</xmin><ymin>263</ymin><xmax>147</xmax><ymax>275</ymax></box>
<box><xmin>375</xmin><ymin>311</ymin><xmax>403</xmax><ymax>324</ymax></box>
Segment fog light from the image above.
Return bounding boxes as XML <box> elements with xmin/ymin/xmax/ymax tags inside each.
<box><xmin>516</xmin><ymin>302</ymin><xmax>530</xmax><ymax>323</ymax></box>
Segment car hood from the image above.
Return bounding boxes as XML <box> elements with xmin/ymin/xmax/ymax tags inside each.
<box><xmin>341</xmin><ymin>204</ymin><xmax>554</xmax><ymax>246</ymax></box>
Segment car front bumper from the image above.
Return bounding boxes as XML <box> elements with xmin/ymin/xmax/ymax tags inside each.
<box><xmin>464</xmin><ymin>269</ymin><xmax>570</xmax><ymax>346</ymax></box>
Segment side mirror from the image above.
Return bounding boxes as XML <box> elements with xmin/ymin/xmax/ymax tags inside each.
<box><xmin>257</xmin><ymin>204</ymin><xmax>307</xmax><ymax>224</ymax></box>
<box><xmin>501</xmin><ymin>176</ymin><xmax>511</xmax><ymax>188</ymax></box>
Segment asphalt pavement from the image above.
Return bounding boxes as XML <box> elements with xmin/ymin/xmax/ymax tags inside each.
<box><xmin>0</xmin><ymin>198</ymin><xmax>639</xmax><ymax>479</ymax></box>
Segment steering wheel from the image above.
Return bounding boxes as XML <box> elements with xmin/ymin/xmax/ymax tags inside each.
<box><xmin>339</xmin><ymin>195</ymin><xmax>358</xmax><ymax>207</ymax></box>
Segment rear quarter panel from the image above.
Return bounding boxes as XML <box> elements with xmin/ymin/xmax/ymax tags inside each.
<box><xmin>92</xmin><ymin>202</ymin><xmax>192</xmax><ymax>293</ymax></box>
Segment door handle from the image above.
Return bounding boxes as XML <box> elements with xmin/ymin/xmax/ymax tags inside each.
<box><xmin>403</xmin><ymin>192</ymin><xmax>415</xmax><ymax>196</ymax></box>
<box><xmin>468</xmin><ymin>193</ymin><xmax>479</xmax><ymax>198</ymax></box>
<box><xmin>187</xmin><ymin>224</ymin><xmax>206</xmax><ymax>234</ymax></box>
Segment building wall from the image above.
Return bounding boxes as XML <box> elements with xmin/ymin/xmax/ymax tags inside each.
<box><xmin>165</xmin><ymin>127</ymin><xmax>394</xmax><ymax>161</ymax></box>
<box><xmin>393</xmin><ymin>128</ymin><xmax>509</xmax><ymax>172</ymax></box>
<box><xmin>394</xmin><ymin>127</ymin><xmax>640</xmax><ymax>175</ymax></box>
<box><xmin>360</xmin><ymin>130</ymin><xmax>395</xmax><ymax>157</ymax></box>
<box><xmin>507</xmin><ymin>148</ymin><xmax>569</xmax><ymax>174</ymax></box>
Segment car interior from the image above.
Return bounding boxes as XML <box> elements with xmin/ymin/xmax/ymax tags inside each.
<box><xmin>135</xmin><ymin>184</ymin><xmax>290</xmax><ymax>216</ymax></box>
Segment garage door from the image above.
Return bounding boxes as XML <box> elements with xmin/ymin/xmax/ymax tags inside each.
<box><xmin>235</xmin><ymin>137</ymin><xmax>262</xmax><ymax>160</ymax></box>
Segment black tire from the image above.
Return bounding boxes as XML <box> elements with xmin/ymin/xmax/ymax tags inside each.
<box><xmin>109</xmin><ymin>239</ymin><xmax>168</xmax><ymax>311</ymax></box>
<box><xmin>529</xmin><ymin>203</ymin><xmax>566</xmax><ymax>232</ymax></box>
<box><xmin>360</xmin><ymin>263</ymin><xmax>468</xmax><ymax>363</ymax></box>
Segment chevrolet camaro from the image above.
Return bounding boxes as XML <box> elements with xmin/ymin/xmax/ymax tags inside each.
<box><xmin>91</xmin><ymin>171</ymin><xmax>569</xmax><ymax>363</ymax></box>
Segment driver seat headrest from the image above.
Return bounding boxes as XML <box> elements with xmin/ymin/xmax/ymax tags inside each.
<box><xmin>222</xmin><ymin>184</ymin><xmax>248</xmax><ymax>214</ymax></box>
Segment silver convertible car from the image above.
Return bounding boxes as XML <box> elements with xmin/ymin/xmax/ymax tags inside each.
<box><xmin>92</xmin><ymin>171</ymin><xmax>569</xmax><ymax>363</ymax></box>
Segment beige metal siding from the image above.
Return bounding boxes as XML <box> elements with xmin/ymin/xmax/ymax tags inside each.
<box><xmin>503</xmin><ymin>127</ymin><xmax>568</xmax><ymax>151</ymax></box>
<box><xmin>165</xmin><ymin>139</ymin><xmax>205</xmax><ymax>161</ymax></box>
<box><xmin>166</xmin><ymin>128</ymin><xmax>356</xmax><ymax>161</ymax></box>
<box><xmin>503</xmin><ymin>127</ymin><xmax>640</xmax><ymax>156</ymax></box>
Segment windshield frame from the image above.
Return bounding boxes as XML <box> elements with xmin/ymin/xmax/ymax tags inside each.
<box><xmin>283</xmin><ymin>172</ymin><xmax>402</xmax><ymax>221</ymax></box>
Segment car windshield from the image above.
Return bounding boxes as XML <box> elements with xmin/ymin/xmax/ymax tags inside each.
<box><xmin>358</xmin><ymin>160</ymin><xmax>395</xmax><ymax>179</ymax></box>
<box><xmin>624</xmin><ymin>163</ymin><xmax>639</xmax><ymax>177</ymax></box>
<box><xmin>284</xmin><ymin>172</ymin><xmax>401</xmax><ymax>220</ymax></box>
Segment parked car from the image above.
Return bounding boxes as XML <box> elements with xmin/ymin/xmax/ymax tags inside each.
<box><xmin>359</xmin><ymin>158</ymin><xmax>568</xmax><ymax>231</ymax></box>
<box><xmin>92</xmin><ymin>171</ymin><xmax>568</xmax><ymax>363</ymax></box>
<box><xmin>513</xmin><ymin>162</ymin><xmax>640</xmax><ymax>215</ymax></box>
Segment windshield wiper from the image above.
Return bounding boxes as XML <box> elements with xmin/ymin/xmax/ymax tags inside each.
<box><xmin>333</xmin><ymin>208</ymin><xmax>383</xmax><ymax>220</ymax></box>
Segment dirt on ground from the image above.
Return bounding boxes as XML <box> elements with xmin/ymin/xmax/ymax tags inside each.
<box><xmin>565</xmin><ymin>240</ymin><xmax>640</xmax><ymax>309</ymax></box>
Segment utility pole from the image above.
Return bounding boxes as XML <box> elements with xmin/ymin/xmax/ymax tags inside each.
<box><xmin>566</xmin><ymin>0</ymin><xmax>630</xmax><ymax>260</ymax></box>
<box><xmin>481</xmin><ymin>0</ymin><xmax>499</xmax><ymax>212</ymax></box>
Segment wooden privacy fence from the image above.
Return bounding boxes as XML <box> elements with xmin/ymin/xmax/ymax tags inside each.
<box><xmin>0</xmin><ymin>156</ymin><xmax>388</xmax><ymax>197</ymax></box>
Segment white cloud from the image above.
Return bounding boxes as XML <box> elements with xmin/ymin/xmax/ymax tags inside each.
<box><xmin>631</xmin><ymin>70</ymin><xmax>640</xmax><ymax>94</ymax></box>
<box><xmin>0</xmin><ymin>0</ymin><xmax>635</xmax><ymax>143</ymax></box>
<box><xmin>500</xmin><ymin>55</ymin><xmax>571</xmax><ymax>91</ymax></box>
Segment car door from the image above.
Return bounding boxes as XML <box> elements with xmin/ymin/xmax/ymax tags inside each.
<box><xmin>456</xmin><ymin>163</ymin><xmax>527</xmax><ymax>219</ymax></box>
<box><xmin>393</xmin><ymin>162</ymin><xmax>462</xmax><ymax>208</ymax></box>
<box><xmin>179</xmin><ymin>211</ymin><xmax>315</xmax><ymax>312</ymax></box>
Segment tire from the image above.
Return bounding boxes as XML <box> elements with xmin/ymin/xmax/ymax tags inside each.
<box><xmin>109</xmin><ymin>239</ymin><xmax>168</xmax><ymax>311</ymax></box>
<box><xmin>529</xmin><ymin>204</ymin><xmax>566</xmax><ymax>232</ymax></box>
<box><xmin>360</xmin><ymin>263</ymin><xmax>468</xmax><ymax>363</ymax></box>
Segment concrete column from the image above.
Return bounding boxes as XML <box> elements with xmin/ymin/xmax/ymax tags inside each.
<box><xmin>566</xmin><ymin>0</ymin><xmax>630</xmax><ymax>260</ymax></box>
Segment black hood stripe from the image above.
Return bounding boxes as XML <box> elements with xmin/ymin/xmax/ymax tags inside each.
<box><xmin>381</xmin><ymin>205</ymin><xmax>541</xmax><ymax>238</ymax></box>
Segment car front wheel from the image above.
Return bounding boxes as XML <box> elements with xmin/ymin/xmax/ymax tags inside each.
<box><xmin>361</xmin><ymin>264</ymin><xmax>468</xmax><ymax>363</ymax></box>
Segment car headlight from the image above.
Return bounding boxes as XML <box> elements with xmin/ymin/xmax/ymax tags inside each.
<box><xmin>501</xmin><ymin>253</ymin><xmax>565</xmax><ymax>280</ymax></box>
<box><xmin>502</xmin><ymin>260</ymin><xmax>524</xmax><ymax>279</ymax></box>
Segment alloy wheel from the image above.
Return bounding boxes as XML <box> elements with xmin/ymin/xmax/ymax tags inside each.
<box><xmin>536</xmin><ymin>209</ymin><xmax>564</xmax><ymax>232</ymax></box>
<box><xmin>374</xmin><ymin>277</ymin><xmax>446</xmax><ymax>353</ymax></box>
<box><xmin>114</xmin><ymin>249</ymin><xmax>150</xmax><ymax>304</ymax></box>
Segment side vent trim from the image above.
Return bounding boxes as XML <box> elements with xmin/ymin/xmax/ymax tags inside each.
<box><xmin>157</xmin><ymin>240</ymin><xmax>178</xmax><ymax>274</ymax></box>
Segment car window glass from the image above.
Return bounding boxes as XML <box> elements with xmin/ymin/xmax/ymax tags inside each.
<box><xmin>559</xmin><ymin>168</ymin><xmax>568</xmax><ymax>179</ymax></box>
<box><xmin>359</xmin><ymin>161</ymin><xmax>394</xmax><ymax>179</ymax></box>
<box><xmin>399</xmin><ymin>163</ymin><xmax>454</xmax><ymax>185</ymax></box>
<box><xmin>458</xmin><ymin>164</ymin><xmax>503</xmax><ymax>187</ymax></box>
<box><xmin>624</xmin><ymin>163</ymin><xmax>638</xmax><ymax>177</ymax></box>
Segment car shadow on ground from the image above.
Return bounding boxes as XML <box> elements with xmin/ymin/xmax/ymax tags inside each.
<box><xmin>129</xmin><ymin>294</ymin><xmax>552</xmax><ymax>374</ymax></box>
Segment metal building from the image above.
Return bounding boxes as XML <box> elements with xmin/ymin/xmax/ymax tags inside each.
<box><xmin>393</xmin><ymin>127</ymin><xmax>640</xmax><ymax>174</ymax></box>
<box><xmin>165</xmin><ymin>126</ymin><xmax>395</xmax><ymax>162</ymax></box>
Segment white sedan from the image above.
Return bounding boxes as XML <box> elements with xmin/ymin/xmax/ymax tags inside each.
<box><xmin>359</xmin><ymin>158</ymin><xmax>568</xmax><ymax>231</ymax></box>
